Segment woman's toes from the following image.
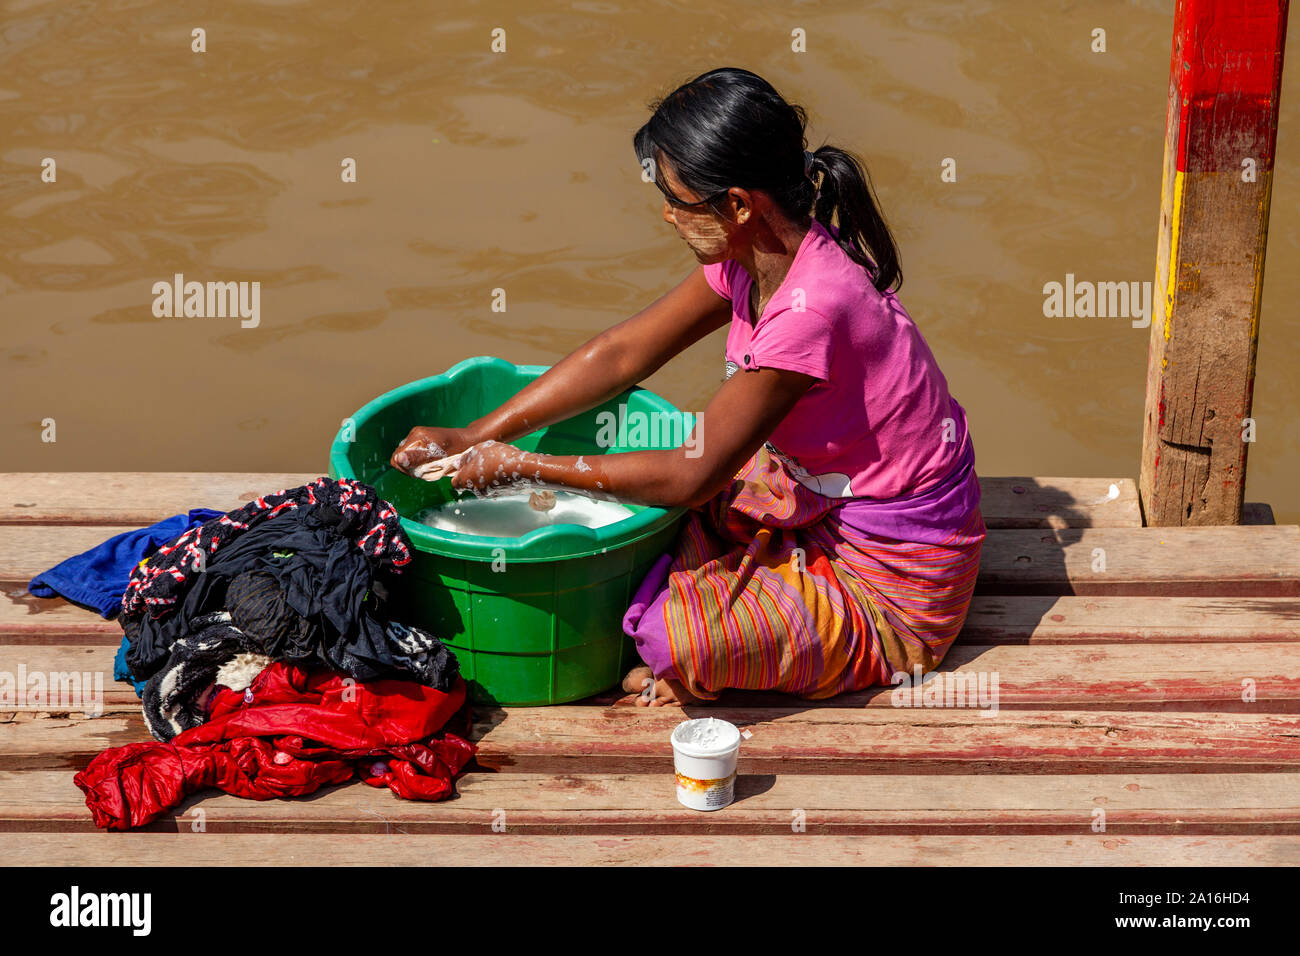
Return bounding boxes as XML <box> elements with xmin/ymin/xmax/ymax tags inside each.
<box><xmin>622</xmin><ymin>666</ymin><xmax>653</xmax><ymax>694</ymax></box>
<box><xmin>644</xmin><ymin>678</ymin><xmax>679</xmax><ymax>706</ymax></box>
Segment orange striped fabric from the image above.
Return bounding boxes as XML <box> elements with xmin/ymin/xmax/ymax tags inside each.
<box><xmin>652</xmin><ymin>444</ymin><xmax>985</xmax><ymax>701</ymax></box>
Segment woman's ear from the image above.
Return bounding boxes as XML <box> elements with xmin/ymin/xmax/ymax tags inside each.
<box><xmin>728</xmin><ymin>187</ymin><xmax>756</xmax><ymax>225</ymax></box>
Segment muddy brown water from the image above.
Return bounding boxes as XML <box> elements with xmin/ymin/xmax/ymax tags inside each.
<box><xmin>1</xmin><ymin>1</ymin><xmax>1296</xmax><ymax>524</ymax></box>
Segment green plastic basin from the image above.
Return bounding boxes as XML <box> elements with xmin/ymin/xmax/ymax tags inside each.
<box><xmin>328</xmin><ymin>355</ymin><xmax>689</xmax><ymax>706</ymax></box>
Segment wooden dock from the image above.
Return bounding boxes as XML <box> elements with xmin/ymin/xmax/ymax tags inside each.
<box><xmin>2</xmin><ymin>472</ymin><xmax>1299</xmax><ymax>865</ymax></box>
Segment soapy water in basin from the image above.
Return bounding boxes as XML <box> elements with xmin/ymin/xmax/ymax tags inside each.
<box><xmin>415</xmin><ymin>490</ymin><xmax>635</xmax><ymax>538</ymax></box>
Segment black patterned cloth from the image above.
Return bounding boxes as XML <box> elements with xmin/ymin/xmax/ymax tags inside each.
<box><xmin>122</xmin><ymin>477</ymin><xmax>410</xmax><ymax>618</ymax></box>
<box><xmin>142</xmin><ymin>611</ymin><xmax>259</xmax><ymax>741</ymax></box>
<box><xmin>120</xmin><ymin>477</ymin><xmax>457</xmax><ymax>696</ymax></box>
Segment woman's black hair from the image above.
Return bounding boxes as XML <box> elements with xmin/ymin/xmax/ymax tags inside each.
<box><xmin>633</xmin><ymin>67</ymin><xmax>902</xmax><ymax>294</ymax></box>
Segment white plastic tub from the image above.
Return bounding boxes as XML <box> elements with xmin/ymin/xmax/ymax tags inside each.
<box><xmin>670</xmin><ymin>718</ymin><xmax>742</xmax><ymax>811</ymax></box>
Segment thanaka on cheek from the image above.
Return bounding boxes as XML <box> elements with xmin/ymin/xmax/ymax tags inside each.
<box><xmin>675</xmin><ymin>214</ymin><xmax>730</xmax><ymax>257</ymax></box>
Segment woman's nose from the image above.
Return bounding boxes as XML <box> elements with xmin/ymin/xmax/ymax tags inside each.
<box><xmin>662</xmin><ymin>201</ymin><xmax>675</xmax><ymax>225</ymax></box>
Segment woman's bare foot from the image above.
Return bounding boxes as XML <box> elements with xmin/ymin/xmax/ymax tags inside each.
<box><xmin>622</xmin><ymin>666</ymin><xmax>653</xmax><ymax>694</ymax></box>
<box><xmin>639</xmin><ymin>678</ymin><xmax>703</xmax><ymax>707</ymax></box>
<box><xmin>621</xmin><ymin>666</ymin><xmax>703</xmax><ymax>707</ymax></box>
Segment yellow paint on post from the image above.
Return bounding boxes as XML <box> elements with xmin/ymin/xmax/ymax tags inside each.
<box><xmin>1250</xmin><ymin>168</ymin><xmax>1273</xmax><ymax>345</ymax></box>
<box><xmin>1164</xmin><ymin>169</ymin><xmax>1185</xmax><ymax>343</ymax></box>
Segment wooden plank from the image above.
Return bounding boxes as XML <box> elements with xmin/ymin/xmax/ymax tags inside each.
<box><xmin>978</xmin><ymin>526</ymin><xmax>1300</xmax><ymax>596</ymax></box>
<box><xmin>960</xmin><ymin>595</ymin><xmax>1300</xmax><ymax>644</ymax></box>
<box><xmin>1</xmin><ymin>831</ymin><xmax>1295</xmax><ymax>866</ymax></box>
<box><xmin>0</xmin><ymin>646</ymin><xmax>121</xmax><ymax>714</ymax></box>
<box><xmin>8</xmin><ymin>524</ymin><xmax>1300</xmax><ymax>600</ymax></box>
<box><xmin>977</xmin><ymin>477</ymin><xmax>1141</xmax><ymax>528</ymax></box>
<box><xmin>0</xmin><ymin>526</ymin><xmax>141</xmax><ymax>584</ymax></box>
<box><xmin>0</xmin><ymin>590</ymin><xmax>122</xmax><ymax>643</ymax></box>
<box><xmin>470</xmin><ymin>708</ymin><xmax>1300</xmax><ymax>776</ymax></box>
<box><xmin>633</xmin><ymin>641</ymin><xmax>1300</xmax><ymax>712</ymax></box>
<box><xmin>6</xmin><ymin>592</ymin><xmax>1297</xmax><ymax>647</ymax></box>
<box><xmin>7</xmin><ymin>640</ymin><xmax>1300</xmax><ymax>713</ymax></box>
<box><xmin>0</xmin><ymin>473</ymin><xmax>320</xmax><ymax>525</ymax></box>
<box><xmin>0</xmin><ymin>473</ymin><xmax>1144</xmax><ymax>530</ymax></box>
<box><xmin>6</xmin><ymin>769</ymin><xmax>1300</xmax><ymax>835</ymax></box>
<box><xmin>6</xmin><ymin>708</ymin><xmax>1300</xmax><ymax>775</ymax></box>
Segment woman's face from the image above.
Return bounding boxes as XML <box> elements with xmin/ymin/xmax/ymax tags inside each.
<box><xmin>655</xmin><ymin>160</ymin><xmax>737</xmax><ymax>264</ymax></box>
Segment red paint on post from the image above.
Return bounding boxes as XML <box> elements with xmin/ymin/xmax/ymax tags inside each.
<box><xmin>1171</xmin><ymin>0</ymin><xmax>1289</xmax><ymax>172</ymax></box>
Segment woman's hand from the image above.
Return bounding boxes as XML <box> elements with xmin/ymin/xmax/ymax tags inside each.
<box><xmin>390</xmin><ymin>426</ymin><xmax>478</xmax><ymax>477</ymax></box>
<box><xmin>449</xmin><ymin>440</ymin><xmax>539</xmax><ymax>496</ymax></box>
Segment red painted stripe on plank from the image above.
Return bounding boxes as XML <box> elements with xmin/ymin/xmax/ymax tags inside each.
<box><xmin>1170</xmin><ymin>0</ymin><xmax>1289</xmax><ymax>172</ymax></box>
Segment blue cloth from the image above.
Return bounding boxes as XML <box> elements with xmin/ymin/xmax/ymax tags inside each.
<box><xmin>28</xmin><ymin>508</ymin><xmax>225</xmax><ymax>698</ymax></box>
<box><xmin>28</xmin><ymin>509</ymin><xmax>224</xmax><ymax>617</ymax></box>
<box><xmin>114</xmin><ymin>637</ymin><xmax>148</xmax><ymax>696</ymax></box>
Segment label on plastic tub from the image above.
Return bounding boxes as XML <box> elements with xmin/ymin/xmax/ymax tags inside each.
<box><xmin>675</xmin><ymin>770</ymin><xmax>737</xmax><ymax>811</ymax></box>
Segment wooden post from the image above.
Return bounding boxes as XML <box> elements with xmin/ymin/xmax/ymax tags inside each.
<box><xmin>1139</xmin><ymin>0</ymin><xmax>1288</xmax><ymax>526</ymax></box>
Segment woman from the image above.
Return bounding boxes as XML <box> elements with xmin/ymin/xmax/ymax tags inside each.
<box><xmin>390</xmin><ymin>67</ymin><xmax>985</xmax><ymax>707</ymax></box>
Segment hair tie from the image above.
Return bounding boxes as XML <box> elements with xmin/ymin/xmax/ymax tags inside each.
<box><xmin>803</xmin><ymin>149</ymin><xmax>816</xmax><ymax>177</ymax></box>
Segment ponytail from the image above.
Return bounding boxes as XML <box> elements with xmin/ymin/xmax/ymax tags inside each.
<box><xmin>808</xmin><ymin>145</ymin><xmax>902</xmax><ymax>294</ymax></box>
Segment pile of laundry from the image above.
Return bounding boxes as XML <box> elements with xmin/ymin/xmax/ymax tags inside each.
<box><xmin>29</xmin><ymin>476</ymin><xmax>476</xmax><ymax>831</ymax></box>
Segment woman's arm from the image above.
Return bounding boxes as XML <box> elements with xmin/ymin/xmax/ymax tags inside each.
<box><xmin>452</xmin><ymin>365</ymin><xmax>817</xmax><ymax>508</ymax></box>
<box><xmin>464</xmin><ymin>266</ymin><xmax>733</xmax><ymax>445</ymax></box>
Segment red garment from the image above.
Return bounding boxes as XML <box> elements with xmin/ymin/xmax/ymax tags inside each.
<box><xmin>74</xmin><ymin>663</ymin><xmax>476</xmax><ymax>831</ymax></box>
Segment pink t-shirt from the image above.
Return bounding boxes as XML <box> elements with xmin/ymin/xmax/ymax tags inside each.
<box><xmin>703</xmin><ymin>219</ymin><xmax>972</xmax><ymax>499</ymax></box>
